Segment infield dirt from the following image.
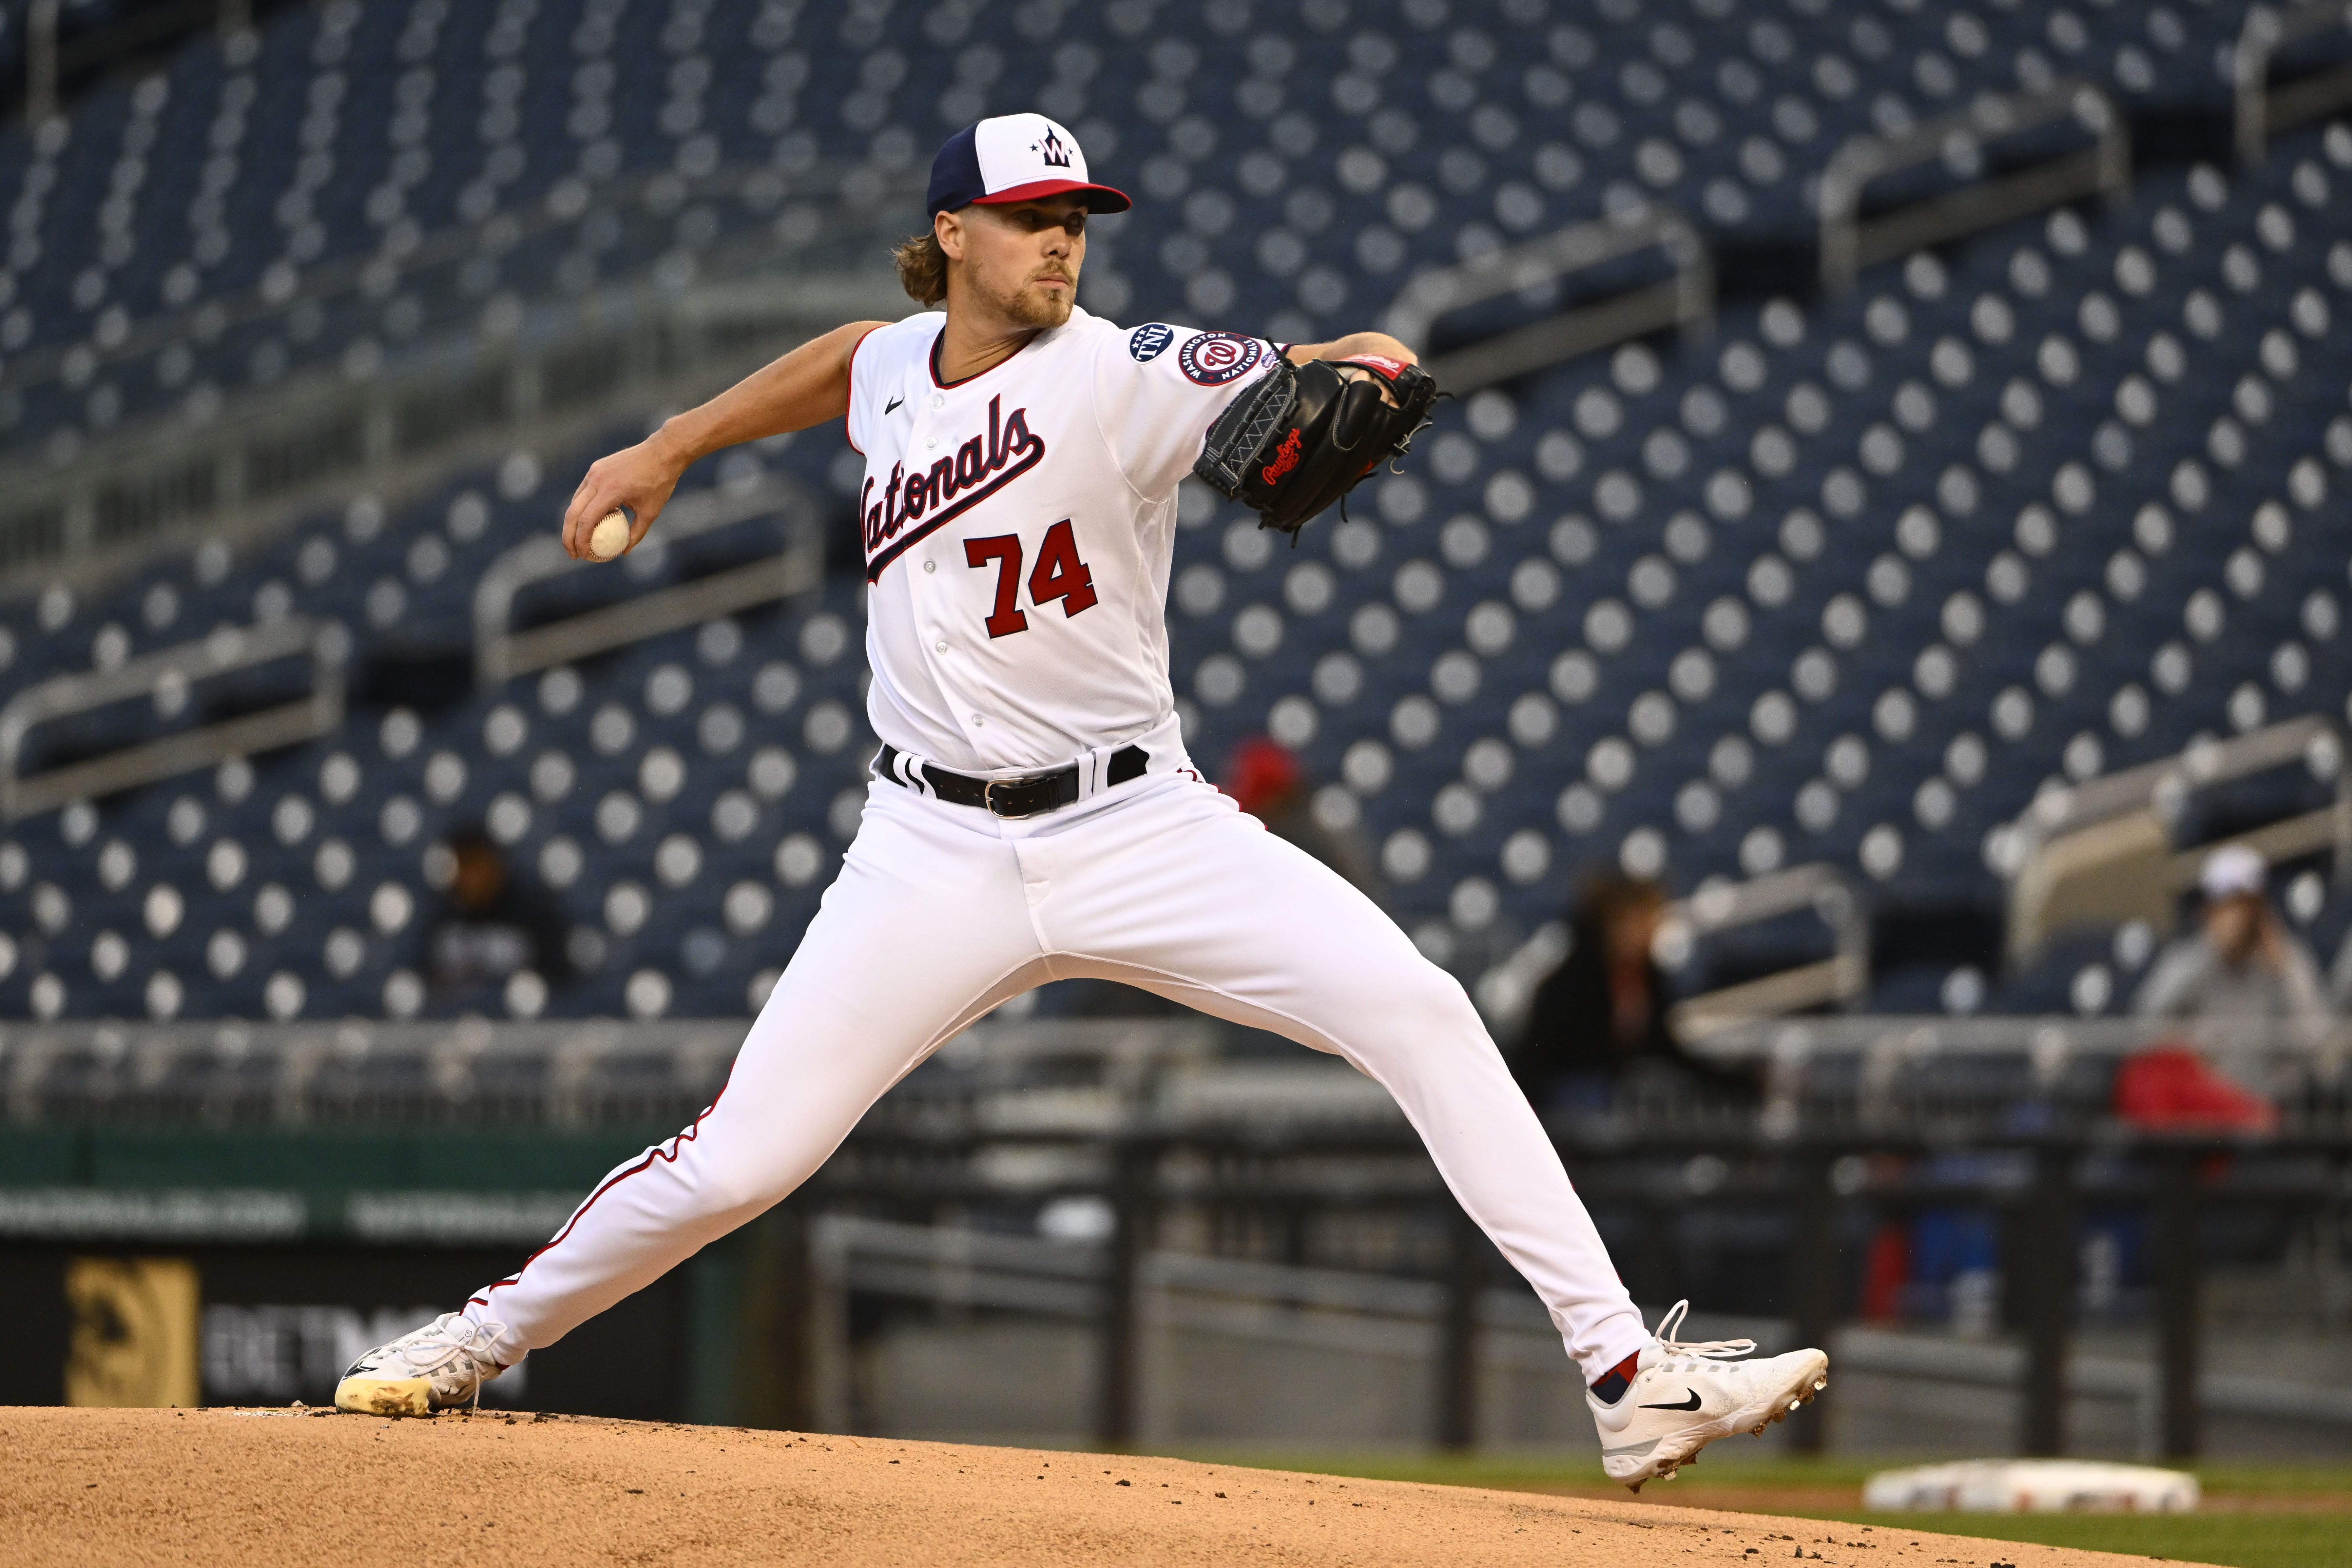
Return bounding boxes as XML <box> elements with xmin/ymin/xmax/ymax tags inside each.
<box><xmin>2</xmin><ymin>1407</ymin><xmax>2206</xmax><ymax>1567</ymax></box>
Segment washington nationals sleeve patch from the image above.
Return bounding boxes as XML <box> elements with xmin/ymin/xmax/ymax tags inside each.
<box><xmin>1128</xmin><ymin>323</ymin><xmax>1175</xmax><ymax>362</ymax></box>
<box><xmin>1177</xmin><ymin>332</ymin><xmax>1264</xmax><ymax>386</ymax></box>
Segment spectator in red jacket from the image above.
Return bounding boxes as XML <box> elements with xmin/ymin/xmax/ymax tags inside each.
<box><xmin>1224</xmin><ymin>736</ymin><xmax>1382</xmax><ymax>903</ymax></box>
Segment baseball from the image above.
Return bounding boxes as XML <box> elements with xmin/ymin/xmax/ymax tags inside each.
<box><xmin>325</xmin><ymin>110</ymin><xmax>1828</xmax><ymax>1510</ymax></box>
<box><xmin>586</xmin><ymin>507</ymin><xmax>633</xmax><ymax>562</ymax></box>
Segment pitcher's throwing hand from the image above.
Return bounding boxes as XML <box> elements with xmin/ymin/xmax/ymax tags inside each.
<box><xmin>338</xmin><ymin>112</ymin><xmax>1823</xmax><ymax>1487</ymax></box>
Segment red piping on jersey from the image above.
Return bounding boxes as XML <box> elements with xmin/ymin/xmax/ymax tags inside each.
<box><xmin>929</xmin><ymin>325</ymin><xmax>1035</xmax><ymax>389</ymax></box>
<box><xmin>467</xmin><ymin>1081</ymin><xmax>733</xmax><ymax>1317</ymax></box>
<box><xmin>843</xmin><ymin>324</ymin><xmax>883</xmax><ymax>455</ymax></box>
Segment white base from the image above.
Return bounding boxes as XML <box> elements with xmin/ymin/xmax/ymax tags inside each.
<box><xmin>1863</xmin><ymin>1458</ymin><xmax>2200</xmax><ymax>1514</ymax></box>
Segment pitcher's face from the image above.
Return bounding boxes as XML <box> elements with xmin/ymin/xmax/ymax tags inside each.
<box><xmin>942</xmin><ymin>195</ymin><xmax>1087</xmax><ymax>331</ymax></box>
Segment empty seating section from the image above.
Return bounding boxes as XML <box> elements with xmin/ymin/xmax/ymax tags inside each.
<box><xmin>0</xmin><ymin>2</ymin><xmax>2250</xmax><ymax>447</ymax></box>
<box><xmin>4</xmin><ymin>0</ymin><xmax>2350</xmax><ymax>1025</ymax></box>
<box><xmin>0</xmin><ymin>419</ymin><xmax>871</xmax><ymax>1022</ymax></box>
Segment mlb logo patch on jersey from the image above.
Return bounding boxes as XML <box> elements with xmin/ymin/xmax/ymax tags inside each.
<box><xmin>1129</xmin><ymin>323</ymin><xmax>1175</xmax><ymax>362</ymax></box>
<box><xmin>1177</xmin><ymin>332</ymin><xmax>1264</xmax><ymax>386</ymax></box>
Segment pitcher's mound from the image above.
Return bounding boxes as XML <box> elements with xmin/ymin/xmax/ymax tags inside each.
<box><xmin>3</xmin><ymin>1407</ymin><xmax>2191</xmax><ymax>1567</ymax></box>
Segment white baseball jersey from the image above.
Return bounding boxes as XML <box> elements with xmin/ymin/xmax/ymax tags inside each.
<box><xmin>449</xmin><ymin>308</ymin><xmax>1663</xmax><ymax>1418</ymax></box>
<box><xmin>845</xmin><ymin>307</ymin><xmax>1278</xmax><ymax>775</ymax></box>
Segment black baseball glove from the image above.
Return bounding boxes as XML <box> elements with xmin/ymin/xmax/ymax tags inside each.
<box><xmin>1193</xmin><ymin>352</ymin><xmax>1438</xmax><ymax>536</ymax></box>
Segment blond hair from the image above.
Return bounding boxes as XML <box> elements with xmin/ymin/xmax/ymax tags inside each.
<box><xmin>892</xmin><ymin>228</ymin><xmax>948</xmax><ymax>306</ymax></box>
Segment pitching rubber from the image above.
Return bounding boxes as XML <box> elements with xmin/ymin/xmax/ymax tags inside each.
<box><xmin>332</xmin><ymin>1375</ymin><xmax>437</xmax><ymax>1417</ymax></box>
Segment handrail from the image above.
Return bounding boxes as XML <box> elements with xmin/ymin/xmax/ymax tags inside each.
<box><xmin>1657</xmin><ymin>863</ymin><xmax>1871</xmax><ymax>1041</ymax></box>
<box><xmin>2234</xmin><ymin>2</ymin><xmax>2352</xmax><ymax>164</ymax></box>
<box><xmin>2000</xmin><ymin>714</ymin><xmax>2352</xmax><ymax>961</ymax></box>
<box><xmin>1379</xmin><ymin>207</ymin><xmax>1711</xmax><ymax>393</ymax></box>
<box><xmin>3</xmin><ymin>1015</ymin><xmax>2344</xmax><ymax>1130</ymax></box>
<box><xmin>1693</xmin><ymin>1013</ymin><xmax>2351</xmax><ymax>1065</ymax></box>
<box><xmin>2008</xmin><ymin>715</ymin><xmax>2342</xmax><ymax>851</ymax></box>
<box><xmin>0</xmin><ymin>613</ymin><xmax>345</xmax><ymax>819</ymax></box>
<box><xmin>0</xmin><ymin>155</ymin><xmax>917</xmax><ymax>597</ymax></box>
<box><xmin>472</xmin><ymin>473</ymin><xmax>823</xmax><ymax>685</ymax></box>
<box><xmin>22</xmin><ymin>0</ymin><xmax>61</xmax><ymax>125</ymax></box>
<box><xmin>0</xmin><ymin>160</ymin><xmax>913</xmax><ymax>422</ymax></box>
<box><xmin>20</xmin><ymin>0</ymin><xmax>259</xmax><ymax>125</ymax></box>
<box><xmin>0</xmin><ymin>267</ymin><xmax>905</xmax><ymax>598</ymax></box>
<box><xmin>1818</xmin><ymin>78</ymin><xmax>2127</xmax><ymax>292</ymax></box>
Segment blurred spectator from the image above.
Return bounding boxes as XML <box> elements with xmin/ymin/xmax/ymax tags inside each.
<box><xmin>1224</xmin><ymin>737</ymin><xmax>1381</xmax><ymax>901</ymax></box>
<box><xmin>1508</xmin><ymin>871</ymin><xmax>1753</xmax><ymax>1109</ymax></box>
<box><xmin>2132</xmin><ymin>845</ymin><xmax>2328</xmax><ymax>1027</ymax></box>
<box><xmin>2113</xmin><ymin>1045</ymin><xmax>2280</xmax><ymax>1133</ymax></box>
<box><xmin>423</xmin><ymin>831</ymin><xmax>571</xmax><ymax>998</ymax></box>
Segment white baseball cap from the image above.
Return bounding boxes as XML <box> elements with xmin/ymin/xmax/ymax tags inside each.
<box><xmin>925</xmin><ymin>113</ymin><xmax>1131</xmax><ymax>217</ymax></box>
<box><xmin>2198</xmin><ymin>843</ymin><xmax>2267</xmax><ymax>900</ymax></box>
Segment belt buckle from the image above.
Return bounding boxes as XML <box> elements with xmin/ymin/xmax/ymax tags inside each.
<box><xmin>983</xmin><ymin>773</ymin><xmax>1054</xmax><ymax>818</ymax></box>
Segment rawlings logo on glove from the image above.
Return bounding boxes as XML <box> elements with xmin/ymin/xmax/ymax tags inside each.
<box><xmin>1194</xmin><ymin>353</ymin><xmax>1439</xmax><ymax>537</ymax></box>
<box><xmin>1260</xmin><ymin>428</ymin><xmax>1305</xmax><ymax>485</ymax></box>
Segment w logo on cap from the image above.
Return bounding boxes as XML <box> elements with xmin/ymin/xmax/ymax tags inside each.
<box><xmin>928</xmin><ymin>115</ymin><xmax>1131</xmax><ymax>217</ymax></box>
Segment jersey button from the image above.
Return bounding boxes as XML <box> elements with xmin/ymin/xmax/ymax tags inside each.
<box><xmin>923</xmin><ymin>560</ymin><xmax>935</xmax><ymax>573</ymax></box>
<box><xmin>930</xmin><ymin>394</ymin><xmax>944</xmax><ymax>409</ymax></box>
<box><xmin>971</xmin><ymin>715</ymin><xmax>984</xmax><ymax>726</ymax></box>
<box><xmin>934</xmin><ymin>640</ymin><xmax>947</xmax><ymax>653</ymax></box>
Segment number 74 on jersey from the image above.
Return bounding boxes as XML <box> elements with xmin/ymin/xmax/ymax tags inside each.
<box><xmin>964</xmin><ymin>519</ymin><xmax>1098</xmax><ymax>639</ymax></box>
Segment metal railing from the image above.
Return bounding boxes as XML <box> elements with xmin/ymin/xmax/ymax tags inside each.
<box><xmin>473</xmin><ymin>472</ymin><xmax>824</xmax><ymax>685</ymax></box>
<box><xmin>1999</xmin><ymin>714</ymin><xmax>2351</xmax><ymax>964</ymax></box>
<box><xmin>0</xmin><ymin>612</ymin><xmax>345</xmax><ymax>819</ymax></box>
<box><xmin>1662</xmin><ymin>863</ymin><xmax>1870</xmax><ymax>1042</ymax></box>
<box><xmin>1379</xmin><ymin>207</ymin><xmax>1711</xmax><ymax>394</ymax></box>
<box><xmin>7</xmin><ymin>1014</ymin><xmax>2348</xmax><ymax>1137</ymax></box>
<box><xmin>1818</xmin><ymin>78</ymin><xmax>2128</xmax><ymax>292</ymax></box>
<box><xmin>4</xmin><ymin>1014</ymin><xmax>2347</xmax><ymax>1454</ymax></box>
<box><xmin>0</xmin><ymin>268</ymin><xmax>905</xmax><ymax>595</ymax></box>
<box><xmin>2235</xmin><ymin>1</ymin><xmax>2352</xmax><ymax>163</ymax></box>
<box><xmin>20</xmin><ymin>1</ymin><xmax>262</xmax><ymax>125</ymax></box>
<box><xmin>0</xmin><ymin>1015</ymin><xmax>751</xmax><ymax>1128</ymax></box>
<box><xmin>0</xmin><ymin>159</ymin><xmax>921</xmax><ymax>596</ymax></box>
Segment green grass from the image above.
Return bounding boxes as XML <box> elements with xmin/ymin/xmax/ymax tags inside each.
<box><xmin>1170</xmin><ymin>1451</ymin><xmax>2352</xmax><ymax>1568</ymax></box>
<box><xmin>1827</xmin><ymin>1511</ymin><xmax>2349</xmax><ymax>1568</ymax></box>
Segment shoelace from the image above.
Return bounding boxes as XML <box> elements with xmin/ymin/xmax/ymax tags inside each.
<box><xmin>396</xmin><ymin>1313</ymin><xmax>513</xmax><ymax>1410</ymax></box>
<box><xmin>1652</xmin><ymin>1299</ymin><xmax>1757</xmax><ymax>1372</ymax></box>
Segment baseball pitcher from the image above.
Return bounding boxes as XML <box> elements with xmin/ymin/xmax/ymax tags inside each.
<box><xmin>335</xmin><ymin>114</ymin><xmax>1826</xmax><ymax>1490</ymax></box>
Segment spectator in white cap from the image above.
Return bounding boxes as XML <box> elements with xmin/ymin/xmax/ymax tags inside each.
<box><xmin>2132</xmin><ymin>844</ymin><xmax>2329</xmax><ymax>1026</ymax></box>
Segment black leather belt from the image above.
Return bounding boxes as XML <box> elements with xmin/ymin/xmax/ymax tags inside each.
<box><xmin>874</xmin><ymin>744</ymin><xmax>1148</xmax><ymax>818</ymax></box>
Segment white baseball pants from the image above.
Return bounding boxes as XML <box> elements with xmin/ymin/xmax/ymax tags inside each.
<box><xmin>465</xmin><ymin>770</ymin><xmax>1650</xmax><ymax>1382</ymax></box>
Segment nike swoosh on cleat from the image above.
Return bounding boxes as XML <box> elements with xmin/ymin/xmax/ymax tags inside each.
<box><xmin>885</xmin><ymin>395</ymin><xmax>905</xmax><ymax>414</ymax></box>
<box><xmin>1638</xmin><ymin>1388</ymin><xmax>1704</xmax><ymax>1411</ymax></box>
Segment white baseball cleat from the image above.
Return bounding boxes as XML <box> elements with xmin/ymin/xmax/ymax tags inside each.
<box><xmin>333</xmin><ymin>1312</ymin><xmax>513</xmax><ymax>1417</ymax></box>
<box><xmin>1588</xmin><ymin>1300</ymin><xmax>1829</xmax><ymax>1492</ymax></box>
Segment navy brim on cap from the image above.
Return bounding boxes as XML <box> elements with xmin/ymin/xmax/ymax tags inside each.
<box><xmin>927</xmin><ymin>116</ymin><xmax>1133</xmax><ymax>217</ymax></box>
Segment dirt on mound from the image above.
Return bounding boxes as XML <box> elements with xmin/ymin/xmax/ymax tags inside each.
<box><xmin>3</xmin><ymin>1408</ymin><xmax>2192</xmax><ymax>1568</ymax></box>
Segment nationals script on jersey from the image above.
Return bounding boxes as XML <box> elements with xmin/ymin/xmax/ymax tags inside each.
<box><xmin>846</xmin><ymin>307</ymin><xmax>1277</xmax><ymax>775</ymax></box>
